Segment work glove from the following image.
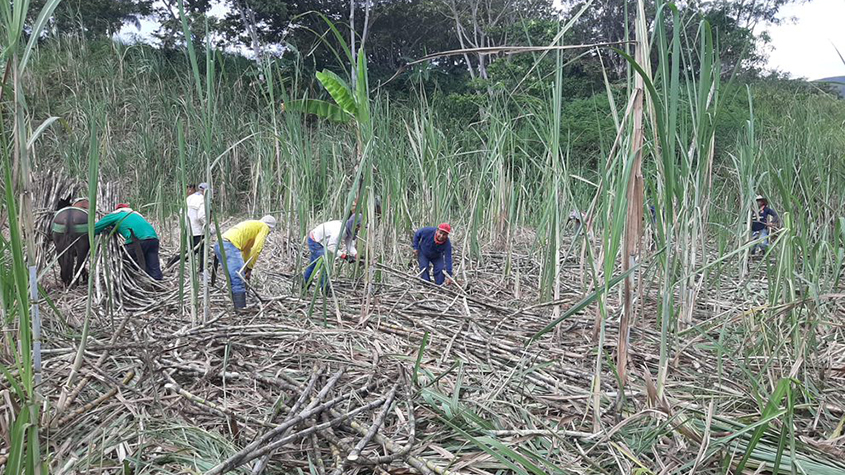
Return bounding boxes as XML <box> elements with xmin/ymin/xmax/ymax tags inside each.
<box><xmin>413</xmin><ymin>249</ymin><xmax>419</xmax><ymax>258</ymax></box>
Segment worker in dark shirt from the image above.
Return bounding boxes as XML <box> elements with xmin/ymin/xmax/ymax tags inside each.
<box><xmin>412</xmin><ymin>223</ymin><xmax>454</xmax><ymax>285</ymax></box>
<box><xmin>751</xmin><ymin>194</ymin><xmax>779</xmax><ymax>255</ymax></box>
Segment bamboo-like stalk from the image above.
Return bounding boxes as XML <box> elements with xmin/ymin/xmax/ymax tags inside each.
<box><xmin>54</xmin><ymin>370</ymin><xmax>135</xmax><ymax>428</ymax></box>
<box><xmin>346</xmin><ymin>384</ymin><xmax>397</xmax><ymax>462</ymax></box>
<box><xmin>250</xmin><ymin>366</ymin><xmax>322</xmax><ymax>474</ymax></box>
<box><xmin>206</xmin><ymin>369</ymin><xmax>349</xmax><ymax>475</ymax></box>
<box><xmin>617</xmin><ymin>0</ymin><xmax>648</xmax><ymax>389</ymax></box>
<box><xmin>233</xmin><ymin>394</ymin><xmax>391</xmax><ymax>472</ymax></box>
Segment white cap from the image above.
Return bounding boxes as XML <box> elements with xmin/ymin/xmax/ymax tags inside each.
<box><xmin>198</xmin><ymin>183</ymin><xmax>209</xmax><ymax>190</ymax></box>
<box><xmin>755</xmin><ymin>194</ymin><xmax>764</xmax><ymax>201</ymax></box>
<box><xmin>260</xmin><ymin>215</ymin><xmax>277</xmax><ymax>229</ymax></box>
<box><xmin>568</xmin><ymin>209</ymin><xmax>583</xmax><ymax>221</ymax></box>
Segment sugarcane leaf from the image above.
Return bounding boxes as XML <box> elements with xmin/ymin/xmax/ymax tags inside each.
<box><xmin>20</xmin><ymin>0</ymin><xmax>62</xmax><ymax>71</ymax></box>
<box><xmin>23</xmin><ymin>118</ymin><xmax>59</xmax><ymax>157</ymax></box>
<box><xmin>6</xmin><ymin>405</ymin><xmax>30</xmax><ymax>474</ymax></box>
<box><xmin>437</xmin><ymin>414</ymin><xmax>549</xmax><ymax>475</ymax></box>
<box><xmin>286</xmin><ymin>99</ymin><xmax>353</xmax><ymax>123</ymax></box>
<box><xmin>529</xmin><ymin>264</ymin><xmax>638</xmax><ymax>343</ymax></box>
<box><xmin>413</xmin><ymin>331</ymin><xmax>429</xmax><ymax>386</ymax></box>
<box><xmin>736</xmin><ymin>378</ymin><xmax>793</xmax><ymax>473</ymax></box>
<box><xmin>0</xmin><ymin>362</ymin><xmax>25</xmax><ymax>400</ymax></box>
<box><xmin>355</xmin><ymin>47</ymin><xmax>371</xmax><ymax>128</ymax></box>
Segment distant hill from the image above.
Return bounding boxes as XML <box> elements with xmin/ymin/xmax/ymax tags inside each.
<box><xmin>817</xmin><ymin>76</ymin><xmax>845</xmax><ymax>97</ymax></box>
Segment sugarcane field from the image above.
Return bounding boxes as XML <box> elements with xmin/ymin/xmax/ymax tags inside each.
<box><xmin>2</xmin><ymin>0</ymin><xmax>845</xmax><ymax>473</ymax></box>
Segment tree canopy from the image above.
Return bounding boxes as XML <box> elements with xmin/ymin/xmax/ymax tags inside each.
<box><xmin>32</xmin><ymin>0</ymin><xmax>806</xmax><ymax>95</ymax></box>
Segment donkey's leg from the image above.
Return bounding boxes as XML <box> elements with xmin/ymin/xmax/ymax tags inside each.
<box><xmin>74</xmin><ymin>235</ymin><xmax>91</xmax><ymax>285</ymax></box>
<box><xmin>54</xmin><ymin>233</ymin><xmax>74</xmax><ymax>287</ymax></box>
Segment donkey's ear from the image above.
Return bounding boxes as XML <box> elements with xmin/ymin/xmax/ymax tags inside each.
<box><xmin>57</xmin><ymin>195</ymin><xmax>72</xmax><ymax>210</ymax></box>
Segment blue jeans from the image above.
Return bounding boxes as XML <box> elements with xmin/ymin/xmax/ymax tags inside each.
<box><xmin>752</xmin><ymin>228</ymin><xmax>770</xmax><ymax>253</ymax></box>
<box><xmin>303</xmin><ymin>237</ymin><xmax>326</xmax><ymax>288</ymax></box>
<box><xmin>215</xmin><ymin>240</ymin><xmax>245</xmax><ymax>294</ymax></box>
<box><xmin>419</xmin><ymin>253</ymin><xmax>447</xmax><ymax>285</ymax></box>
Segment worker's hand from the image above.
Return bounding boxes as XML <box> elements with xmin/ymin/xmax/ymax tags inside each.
<box><xmin>413</xmin><ymin>249</ymin><xmax>419</xmax><ymax>259</ymax></box>
<box><xmin>244</xmin><ymin>268</ymin><xmax>252</xmax><ymax>281</ymax></box>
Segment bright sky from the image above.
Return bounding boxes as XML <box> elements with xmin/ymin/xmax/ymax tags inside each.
<box><xmin>120</xmin><ymin>0</ymin><xmax>845</xmax><ymax>81</ymax></box>
<box><xmin>765</xmin><ymin>0</ymin><xmax>845</xmax><ymax>80</ymax></box>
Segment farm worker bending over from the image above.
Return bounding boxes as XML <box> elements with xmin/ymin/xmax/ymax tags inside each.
<box><xmin>413</xmin><ymin>223</ymin><xmax>454</xmax><ymax>286</ymax></box>
<box><xmin>95</xmin><ymin>203</ymin><xmax>163</xmax><ymax>281</ymax></box>
<box><xmin>167</xmin><ymin>183</ymin><xmax>209</xmax><ymax>272</ymax></box>
<box><xmin>303</xmin><ymin>214</ymin><xmax>362</xmax><ymax>289</ymax></box>
<box><xmin>751</xmin><ymin>194</ymin><xmax>779</xmax><ymax>255</ymax></box>
<box><xmin>215</xmin><ymin>215</ymin><xmax>276</xmax><ymax>310</ymax></box>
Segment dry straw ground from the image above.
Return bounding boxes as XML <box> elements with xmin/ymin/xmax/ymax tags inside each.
<box><xmin>18</xmin><ymin>182</ymin><xmax>845</xmax><ymax>474</ymax></box>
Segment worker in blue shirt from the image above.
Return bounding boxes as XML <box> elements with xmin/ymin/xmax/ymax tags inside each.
<box><xmin>412</xmin><ymin>223</ymin><xmax>454</xmax><ymax>286</ymax></box>
<box><xmin>751</xmin><ymin>194</ymin><xmax>779</xmax><ymax>255</ymax></box>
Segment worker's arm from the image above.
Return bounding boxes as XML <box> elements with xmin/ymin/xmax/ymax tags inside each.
<box><xmin>768</xmin><ymin>209</ymin><xmax>780</xmax><ymax>228</ymax></box>
<box><xmin>412</xmin><ymin>228</ymin><xmax>423</xmax><ymax>257</ymax></box>
<box><xmin>197</xmin><ymin>199</ymin><xmax>207</xmax><ymax>228</ymax></box>
<box><xmin>344</xmin><ymin>233</ymin><xmax>358</xmax><ymax>258</ymax></box>
<box><xmin>444</xmin><ymin>241</ymin><xmax>453</xmax><ymax>276</ymax></box>
<box><xmin>93</xmin><ymin>213</ymin><xmax>119</xmax><ymax>235</ymax></box>
<box><xmin>412</xmin><ymin>229</ymin><xmax>422</xmax><ymax>251</ymax></box>
<box><xmin>245</xmin><ymin>225</ymin><xmax>270</xmax><ymax>269</ymax></box>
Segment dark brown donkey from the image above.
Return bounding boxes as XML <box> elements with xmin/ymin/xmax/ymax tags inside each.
<box><xmin>51</xmin><ymin>197</ymin><xmax>90</xmax><ymax>286</ymax></box>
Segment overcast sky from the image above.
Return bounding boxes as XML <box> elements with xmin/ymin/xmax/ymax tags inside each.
<box><xmin>766</xmin><ymin>0</ymin><xmax>845</xmax><ymax>80</ymax></box>
<box><xmin>120</xmin><ymin>0</ymin><xmax>845</xmax><ymax>81</ymax></box>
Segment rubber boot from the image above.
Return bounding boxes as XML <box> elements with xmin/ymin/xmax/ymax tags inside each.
<box><xmin>233</xmin><ymin>292</ymin><xmax>247</xmax><ymax>311</ymax></box>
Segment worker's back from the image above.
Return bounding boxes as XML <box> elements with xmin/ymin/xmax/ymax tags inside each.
<box><xmin>99</xmin><ymin>211</ymin><xmax>157</xmax><ymax>243</ymax></box>
<box><xmin>223</xmin><ymin>220</ymin><xmax>268</xmax><ymax>252</ymax></box>
<box><xmin>186</xmin><ymin>193</ymin><xmax>206</xmax><ymax>236</ymax></box>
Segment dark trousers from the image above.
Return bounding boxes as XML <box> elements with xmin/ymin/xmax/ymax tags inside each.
<box><xmin>418</xmin><ymin>252</ymin><xmax>447</xmax><ymax>285</ymax></box>
<box><xmin>126</xmin><ymin>238</ymin><xmax>163</xmax><ymax>280</ymax></box>
<box><xmin>167</xmin><ymin>235</ymin><xmax>205</xmax><ymax>271</ymax></box>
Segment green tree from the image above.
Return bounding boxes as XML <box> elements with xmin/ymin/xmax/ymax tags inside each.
<box><xmin>32</xmin><ymin>0</ymin><xmax>153</xmax><ymax>36</ymax></box>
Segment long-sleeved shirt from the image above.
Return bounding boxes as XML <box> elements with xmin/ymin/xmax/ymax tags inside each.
<box><xmin>94</xmin><ymin>210</ymin><xmax>158</xmax><ymax>244</ymax></box>
<box><xmin>751</xmin><ymin>206</ymin><xmax>779</xmax><ymax>232</ymax></box>
<box><xmin>413</xmin><ymin>227</ymin><xmax>453</xmax><ymax>275</ymax></box>
<box><xmin>186</xmin><ymin>192</ymin><xmax>206</xmax><ymax>236</ymax></box>
<box><xmin>309</xmin><ymin>220</ymin><xmax>357</xmax><ymax>257</ymax></box>
<box><xmin>222</xmin><ymin>220</ymin><xmax>271</xmax><ymax>269</ymax></box>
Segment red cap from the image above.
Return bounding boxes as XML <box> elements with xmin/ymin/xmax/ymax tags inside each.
<box><xmin>116</xmin><ymin>203</ymin><xmax>130</xmax><ymax>209</ymax></box>
<box><xmin>437</xmin><ymin>223</ymin><xmax>451</xmax><ymax>234</ymax></box>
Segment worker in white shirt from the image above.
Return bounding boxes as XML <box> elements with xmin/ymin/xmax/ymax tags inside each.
<box><xmin>303</xmin><ymin>214</ymin><xmax>362</xmax><ymax>289</ymax></box>
<box><xmin>167</xmin><ymin>183</ymin><xmax>209</xmax><ymax>272</ymax></box>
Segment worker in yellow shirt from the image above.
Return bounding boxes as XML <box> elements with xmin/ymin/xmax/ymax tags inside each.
<box><xmin>214</xmin><ymin>215</ymin><xmax>276</xmax><ymax>310</ymax></box>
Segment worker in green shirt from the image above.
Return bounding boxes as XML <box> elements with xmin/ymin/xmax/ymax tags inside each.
<box><xmin>94</xmin><ymin>203</ymin><xmax>163</xmax><ymax>280</ymax></box>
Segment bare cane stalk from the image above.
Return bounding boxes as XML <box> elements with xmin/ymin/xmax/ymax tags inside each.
<box><xmin>54</xmin><ymin>370</ymin><xmax>135</xmax><ymax>428</ymax></box>
<box><xmin>346</xmin><ymin>385</ymin><xmax>397</xmax><ymax>463</ymax></box>
<box><xmin>250</xmin><ymin>366</ymin><xmax>322</xmax><ymax>475</ymax></box>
